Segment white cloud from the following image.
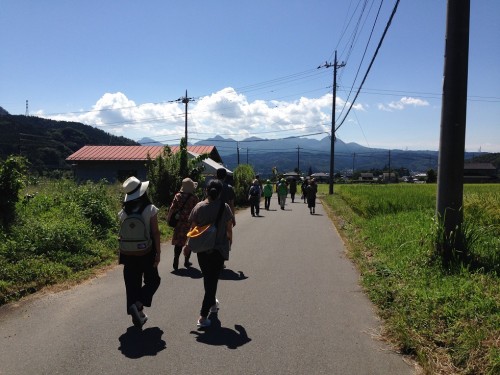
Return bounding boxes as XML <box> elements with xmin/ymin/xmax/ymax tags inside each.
<box><xmin>378</xmin><ymin>96</ymin><xmax>429</xmax><ymax>112</ymax></box>
<box><xmin>44</xmin><ymin>90</ymin><xmax>337</xmax><ymax>143</ymax></box>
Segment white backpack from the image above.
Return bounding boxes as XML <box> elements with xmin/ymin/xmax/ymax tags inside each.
<box><xmin>118</xmin><ymin>210</ymin><xmax>152</xmax><ymax>255</ymax></box>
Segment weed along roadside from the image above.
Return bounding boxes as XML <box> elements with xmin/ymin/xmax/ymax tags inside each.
<box><xmin>318</xmin><ymin>183</ymin><xmax>500</xmax><ymax>375</ymax></box>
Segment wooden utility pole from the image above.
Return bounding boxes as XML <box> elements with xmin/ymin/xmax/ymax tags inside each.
<box><xmin>436</xmin><ymin>0</ymin><xmax>470</xmax><ymax>258</ymax></box>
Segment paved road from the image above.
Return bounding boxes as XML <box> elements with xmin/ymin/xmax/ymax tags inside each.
<box><xmin>0</xmin><ymin>196</ymin><xmax>415</xmax><ymax>375</ymax></box>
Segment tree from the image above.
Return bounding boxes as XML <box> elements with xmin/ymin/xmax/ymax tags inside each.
<box><xmin>427</xmin><ymin>169</ymin><xmax>437</xmax><ymax>183</ymax></box>
<box><xmin>146</xmin><ymin>139</ymin><xmax>207</xmax><ymax>207</ymax></box>
<box><xmin>232</xmin><ymin>164</ymin><xmax>255</xmax><ymax>206</ymax></box>
<box><xmin>0</xmin><ymin>156</ymin><xmax>28</xmax><ymax>228</ymax></box>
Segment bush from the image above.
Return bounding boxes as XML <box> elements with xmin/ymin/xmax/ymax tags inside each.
<box><xmin>0</xmin><ymin>156</ymin><xmax>28</xmax><ymax>228</ymax></box>
<box><xmin>232</xmin><ymin>164</ymin><xmax>255</xmax><ymax>205</ymax></box>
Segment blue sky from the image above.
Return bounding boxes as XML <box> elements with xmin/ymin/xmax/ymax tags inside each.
<box><xmin>1</xmin><ymin>1</ymin><xmax>499</xmax><ymax>152</ymax></box>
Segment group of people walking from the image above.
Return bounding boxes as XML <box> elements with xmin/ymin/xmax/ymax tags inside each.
<box><xmin>248</xmin><ymin>177</ymin><xmax>318</xmax><ymax>214</ymax></box>
<box><xmin>117</xmin><ymin>168</ymin><xmax>235</xmax><ymax>330</ymax></box>
<box><xmin>117</xmin><ymin>170</ymin><xmax>318</xmax><ymax>330</ymax></box>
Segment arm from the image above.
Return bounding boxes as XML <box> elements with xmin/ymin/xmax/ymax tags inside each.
<box><xmin>226</xmin><ymin>219</ymin><xmax>233</xmax><ymax>247</ymax></box>
<box><xmin>150</xmin><ymin>214</ymin><xmax>161</xmax><ymax>267</ymax></box>
<box><xmin>229</xmin><ymin>199</ymin><xmax>236</xmax><ymax>227</ymax></box>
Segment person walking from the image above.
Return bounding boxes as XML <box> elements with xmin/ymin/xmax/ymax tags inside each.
<box><xmin>306</xmin><ymin>178</ymin><xmax>318</xmax><ymax>214</ymax></box>
<box><xmin>118</xmin><ymin>176</ymin><xmax>161</xmax><ymax>328</ymax></box>
<box><xmin>184</xmin><ymin>179</ymin><xmax>234</xmax><ymax>328</ymax></box>
<box><xmin>289</xmin><ymin>178</ymin><xmax>297</xmax><ymax>203</ymax></box>
<box><xmin>263</xmin><ymin>179</ymin><xmax>273</xmax><ymax>210</ymax></box>
<box><xmin>217</xmin><ymin>168</ymin><xmax>236</xmax><ymax>227</ymax></box>
<box><xmin>248</xmin><ymin>179</ymin><xmax>261</xmax><ymax>217</ymax></box>
<box><xmin>277</xmin><ymin>178</ymin><xmax>288</xmax><ymax>210</ymax></box>
<box><xmin>301</xmin><ymin>178</ymin><xmax>308</xmax><ymax>203</ymax></box>
<box><xmin>167</xmin><ymin>178</ymin><xmax>199</xmax><ymax>271</ymax></box>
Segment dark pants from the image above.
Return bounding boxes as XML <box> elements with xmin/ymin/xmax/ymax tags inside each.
<box><xmin>174</xmin><ymin>245</ymin><xmax>191</xmax><ymax>261</ymax></box>
<box><xmin>290</xmin><ymin>192</ymin><xmax>296</xmax><ymax>202</ymax></box>
<box><xmin>122</xmin><ymin>250</ymin><xmax>161</xmax><ymax>314</ymax></box>
<box><xmin>197</xmin><ymin>250</ymin><xmax>225</xmax><ymax>318</ymax></box>
<box><xmin>250</xmin><ymin>196</ymin><xmax>260</xmax><ymax>216</ymax></box>
<box><xmin>264</xmin><ymin>196</ymin><xmax>271</xmax><ymax>210</ymax></box>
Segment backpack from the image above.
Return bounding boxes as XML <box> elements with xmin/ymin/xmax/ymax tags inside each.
<box><xmin>119</xmin><ymin>208</ymin><xmax>152</xmax><ymax>256</ymax></box>
<box><xmin>249</xmin><ymin>185</ymin><xmax>260</xmax><ymax>197</ymax></box>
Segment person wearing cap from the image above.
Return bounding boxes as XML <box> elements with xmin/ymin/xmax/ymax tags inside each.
<box><xmin>263</xmin><ymin>179</ymin><xmax>274</xmax><ymax>210</ymax></box>
<box><xmin>167</xmin><ymin>178</ymin><xmax>199</xmax><ymax>270</ymax></box>
<box><xmin>118</xmin><ymin>176</ymin><xmax>161</xmax><ymax>328</ymax></box>
<box><xmin>277</xmin><ymin>178</ymin><xmax>288</xmax><ymax>210</ymax></box>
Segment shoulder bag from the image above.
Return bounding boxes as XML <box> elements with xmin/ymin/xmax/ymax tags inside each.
<box><xmin>187</xmin><ymin>201</ymin><xmax>225</xmax><ymax>253</ymax></box>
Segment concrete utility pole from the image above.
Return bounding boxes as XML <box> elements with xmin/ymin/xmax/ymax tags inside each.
<box><xmin>296</xmin><ymin>145</ymin><xmax>301</xmax><ymax>173</ymax></box>
<box><xmin>436</xmin><ymin>0</ymin><xmax>470</xmax><ymax>258</ymax></box>
<box><xmin>318</xmin><ymin>51</ymin><xmax>345</xmax><ymax>195</ymax></box>
<box><xmin>181</xmin><ymin>90</ymin><xmax>191</xmax><ymax>145</ymax></box>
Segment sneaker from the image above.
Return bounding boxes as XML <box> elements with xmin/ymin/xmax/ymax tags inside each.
<box><xmin>184</xmin><ymin>259</ymin><xmax>192</xmax><ymax>268</ymax></box>
<box><xmin>209</xmin><ymin>299</ymin><xmax>220</xmax><ymax>313</ymax></box>
<box><xmin>197</xmin><ymin>317</ymin><xmax>211</xmax><ymax>328</ymax></box>
<box><xmin>129</xmin><ymin>304</ymin><xmax>147</xmax><ymax>328</ymax></box>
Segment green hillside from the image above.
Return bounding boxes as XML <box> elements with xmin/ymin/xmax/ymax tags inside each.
<box><xmin>0</xmin><ymin>113</ymin><xmax>138</xmax><ymax>173</ymax></box>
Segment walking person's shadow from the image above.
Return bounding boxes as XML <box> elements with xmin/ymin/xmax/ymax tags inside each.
<box><xmin>190</xmin><ymin>315</ymin><xmax>251</xmax><ymax>349</ymax></box>
<box><xmin>118</xmin><ymin>326</ymin><xmax>167</xmax><ymax>358</ymax></box>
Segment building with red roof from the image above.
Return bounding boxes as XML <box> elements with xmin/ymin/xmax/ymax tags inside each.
<box><xmin>66</xmin><ymin>145</ymin><xmax>229</xmax><ymax>182</ymax></box>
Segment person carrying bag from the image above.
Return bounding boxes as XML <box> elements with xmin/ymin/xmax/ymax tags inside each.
<box><xmin>184</xmin><ymin>179</ymin><xmax>233</xmax><ymax>328</ymax></box>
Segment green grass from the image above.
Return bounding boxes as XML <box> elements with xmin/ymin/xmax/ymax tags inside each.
<box><xmin>319</xmin><ymin>183</ymin><xmax>500</xmax><ymax>375</ymax></box>
<box><xmin>0</xmin><ymin>178</ymin><xmax>174</xmax><ymax>305</ymax></box>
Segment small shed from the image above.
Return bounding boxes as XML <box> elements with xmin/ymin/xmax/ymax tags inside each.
<box><xmin>464</xmin><ymin>163</ymin><xmax>497</xmax><ymax>182</ymax></box>
<box><xmin>66</xmin><ymin>145</ymin><xmax>228</xmax><ymax>183</ymax></box>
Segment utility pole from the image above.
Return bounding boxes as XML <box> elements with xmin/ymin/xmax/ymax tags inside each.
<box><xmin>388</xmin><ymin>150</ymin><xmax>391</xmax><ymax>183</ymax></box>
<box><xmin>436</xmin><ymin>0</ymin><xmax>470</xmax><ymax>259</ymax></box>
<box><xmin>296</xmin><ymin>145</ymin><xmax>301</xmax><ymax>173</ymax></box>
<box><xmin>180</xmin><ymin>90</ymin><xmax>194</xmax><ymax>145</ymax></box>
<box><xmin>352</xmin><ymin>153</ymin><xmax>356</xmax><ymax>177</ymax></box>
<box><xmin>176</xmin><ymin>90</ymin><xmax>195</xmax><ymax>177</ymax></box>
<box><xmin>237</xmin><ymin>141</ymin><xmax>240</xmax><ymax>165</ymax></box>
<box><xmin>318</xmin><ymin>51</ymin><xmax>345</xmax><ymax>195</ymax></box>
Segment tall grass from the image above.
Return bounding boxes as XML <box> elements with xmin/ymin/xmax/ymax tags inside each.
<box><xmin>0</xmin><ymin>179</ymin><xmax>121</xmax><ymax>304</ymax></box>
<box><xmin>320</xmin><ymin>183</ymin><xmax>500</xmax><ymax>374</ymax></box>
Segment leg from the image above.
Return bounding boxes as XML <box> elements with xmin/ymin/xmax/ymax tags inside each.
<box><xmin>139</xmin><ymin>252</ymin><xmax>161</xmax><ymax>308</ymax></box>
<box><xmin>197</xmin><ymin>251</ymin><xmax>224</xmax><ymax>318</ymax></box>
<box><xmin>173</xmin><ymin>245</ymin><xmax>182</xmax><ymax>270</ymax></box>
<box><xmin>123</xmin><ymin>259</ymin><xmax>142</xmax><ymax>314</ymax></box>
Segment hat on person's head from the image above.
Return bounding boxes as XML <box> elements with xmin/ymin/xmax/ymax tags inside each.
<box><xmin>180</xmin><ymin>177</ymin><xmax>197</xmax><ymax>194</ymax></box>
<box><xmin>216</xmin><ymin>168</ymin><xmax>227</xmax><ymax>180</ymax></box>
<box><xmin>123</xmin><ymin>176</ymin><xmax>149</xmax><ymax>202</ymax></box>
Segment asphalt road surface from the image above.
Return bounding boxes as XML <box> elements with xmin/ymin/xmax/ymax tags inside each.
<box><xmin>0</xmin><ymin>196</ymin><xmax>416</xmax><ymax>375</ymax></box>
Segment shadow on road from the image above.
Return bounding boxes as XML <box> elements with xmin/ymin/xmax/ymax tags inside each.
<box><xmin>190</xmin><ymin>315</ymin><xmax>251</xmax><ymax>349</ymax></box>
<box><xmin>219</xmin><ymin>269</ymin><xmax>248</xmax><ymax>281</ymax></box>
<box><xmin>171</xmin><ymin>267</ymin><xmax>203</xmax><ymax>279</ymax></box>
<box><xmin>118</xmin><ymin>326</ymin><xmax>167</xmax><ymax>358</ymax></box>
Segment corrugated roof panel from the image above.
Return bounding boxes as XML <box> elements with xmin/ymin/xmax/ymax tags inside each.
<box><xmin>66</xmin><ymin>145</ymin><xmax>215</xmax><ymax>161</ymax></box>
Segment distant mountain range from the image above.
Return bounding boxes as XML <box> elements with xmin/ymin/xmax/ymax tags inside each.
<box><xmin>139</xmin><ymin>135</ymin><xmax>487</xmax><ymax>176</ymax></box>
<box><xmin>0</xmin><ymin>108</ymin><xmax>492</xmax><ymax>177</ymax></box>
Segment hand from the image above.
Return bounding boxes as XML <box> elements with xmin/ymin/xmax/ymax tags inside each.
<box><xmin>153</xmin><ymin>252</ymin><xmax>161</xmax><ymax>267</ymax></box>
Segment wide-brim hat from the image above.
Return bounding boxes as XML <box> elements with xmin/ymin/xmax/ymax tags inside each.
<box><xmin>180</xmin><ymin>177</ymin><xmax>198</xmax><ymax>194</ymax></box>
<box><xmin>123</xmin><ymin>176</ymin><xmax>149</xmax><ymax>202</ymax></box>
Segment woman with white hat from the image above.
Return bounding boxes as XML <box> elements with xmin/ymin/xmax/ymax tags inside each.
<box><xmin>118</xmin><ymin>176</ymin><xmax>161</xmax><ymax>328</ymax></box>
<box><xmin>167</xmin><ymin>177</ymin><xmax>199</xmax><ymax>270</ymax></box>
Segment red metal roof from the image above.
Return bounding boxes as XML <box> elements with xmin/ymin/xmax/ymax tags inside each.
<box><xmin>66</xmin><ymin>145</ymin><xmax>216</xmax><ymax>161</ymax></box>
